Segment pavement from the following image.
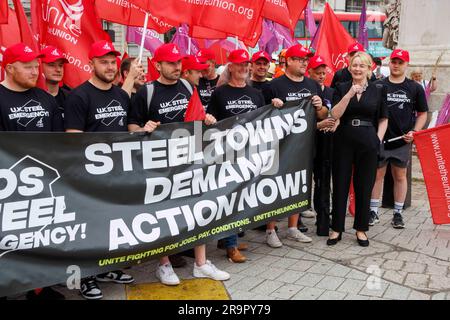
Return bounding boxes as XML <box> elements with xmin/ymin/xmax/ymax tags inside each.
<box><xmin>19</xmin><ymin>154</ymin><xmax>450</xmax><ymax>300</ymax></box>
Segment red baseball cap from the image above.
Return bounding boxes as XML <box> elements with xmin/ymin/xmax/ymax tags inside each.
<box><xmin>251</xmin><ymin>51</ymin><xmax>271</xmax><ymax>63</ymax></box>
<box><xmin>1</xmin><ymin>43</ymin><xmax>43</xmax><ymax>68</ymax></box>
<box><xmin>196</xmin><ymin>48</ymin><xmax>216</xmax><ymax>63</ymax></box>
<box><xmin>348</xmin><ymin>42</ymin><xmax>365</xmax><ymax>54</ymax></box>
<box><xmin>88</xmin><ymin>40</ymin><xmax>120</xmax><ymax>60</ymax></box>
<box><xmin>228</xmin><ymin>49</ymin><xmax>251</xmax><ymax>64</ymax></box>
<box><xmin>390</xmin><ymin>49</ymin><xmax>410</xmax><ymax>62</ymax></box>
<box><xmin>285</xmin><ymin>44</ymin><xmax>313</xmax><ymax>59</ymax></box>
<box><xmin>307</xmin><ymin>55</ymin><xmax>327</xmax><ymax>70</ymax></box>
<box><xmin>40</xmin><ymin>46</ymin><xmax>69</xmax><ymax>64</ymax></box>
<box><xmin>153</xmin><ymin>43</ymin><xmax>183</xmax><ymax>63</ymax></box>
<box><xmin>182</xmin><ymin>55</ymin><xmax>209</xmax><ymax>72</ymax></box>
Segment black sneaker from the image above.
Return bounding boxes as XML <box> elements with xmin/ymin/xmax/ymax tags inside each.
<box><xmin>80</xmin><ymin>278</ymin><xmax>103</xmax><ymax>300</ymax></box>
<box><xmin>368</xmin><ymin>211</ymin><xmax>380</xmax><ymax>226</ymax></box>
<box><xmin>392</xmin><ymin>213</ymin><xmax>405</xmax><ymax>229</ymax></box>
<box><xmin>96</xmin><ymin>270</ymin><xmax>134</xmax><ymax>284</ymax></box>
<box><xmin>26</xmin><ymin>287</ymin><xmax>65</xmax><ymax>300</ymax></box>
<box><xmin>297</xmin><ymin>217</ymin><xmax>308</xmax><ymax>233</ymax></box>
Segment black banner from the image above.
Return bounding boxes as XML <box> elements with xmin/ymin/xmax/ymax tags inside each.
<box><xmin>0</xmin><ymin>100</ymin><xmax>315</xmax><ymax>296</ymax></box>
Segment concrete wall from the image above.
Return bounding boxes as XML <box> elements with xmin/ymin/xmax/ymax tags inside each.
<box><xmin>398</xmin><ymin>0</ymin><xmax>450</xmax><ymax>113</ymax></box>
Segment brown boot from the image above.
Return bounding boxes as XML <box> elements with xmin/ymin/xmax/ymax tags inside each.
<box><xmin>226</xmin><ymin>247</ymin><xmax>247</xmax><ymax>263</ymax></box>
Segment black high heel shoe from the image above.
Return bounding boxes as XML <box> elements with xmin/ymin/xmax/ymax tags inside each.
<box><xmin>326</xmin><ymin>232</ymin><xmax>342</xmax><ymax>246</ymax></box>
<box><xmin>356</xmin><ymin>232</ymin><xmax>369</xmax><ymax>247</ymax></box>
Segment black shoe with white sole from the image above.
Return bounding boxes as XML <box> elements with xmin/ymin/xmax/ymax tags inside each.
<box><xmin>96</xmin><ymin>270</ymin><xmax>134</xmax><ymax>284</ymax></box>
<box><xmin>392</xmin><ymin>213</ymin><xmax>405</xmax><ymax>229</ymax></box>
<box><xmin>368</xmin><ymin>211</ymin><xmax>380</xmax><ymax>226</ymax></box>
<box><xmin>80</xmin><ymin>278</ymin><xmax>103</xmax><ymax>300</ymax></box>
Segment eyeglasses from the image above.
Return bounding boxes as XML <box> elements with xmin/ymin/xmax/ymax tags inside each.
<box><xmin>290</xmin><ymin>57</ymin><xmax>309</xmax><ymax>64</ymax></box>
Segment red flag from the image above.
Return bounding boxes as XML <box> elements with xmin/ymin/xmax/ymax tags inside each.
<box><xmin>286</xmin><ymin>0</ymin><xmax>308</xmax><ymax>33</ymax></box>
<box><xmin>0</xmin><ymin>0</ymin><xmax>8</xmax><ymax>24</ymax></box>
<box><xmin>146</xmin><ymin>57</ymin><xmax>159</xmax><ymax>82</ymax></box>
<box><xmin>313</xmin><ymin>3</ymin><xmax>355</xmax><ymax>86</ymax></box>
<box><xmin>184</xmin><ymin>87</ymin><xmax>205</xmax><ymax>122</ymax></box>
<box><xmin>122</xmin><ymin>52</ymin><xmax>129</xmax><ymax>61</ymax></box>
<box><xmin>32</xmin><ymin>0</ymin><xmax>111</xmax><ymax>88</ymax></box>
<box><xmin>0</xmin><ymin>8</ymin><xmax>20</xmax><ymax>48</ymax></box>
<box><xmin>11</xmin><ymin>0</ymin><xmax>47</xmax><ymax>89</ymax></box>
<box><xmin>131</xmin><ymin>0</ymin><xmax>264</xmax><ymax>44</ymax></box>
<box><xmin>94</xmin><ymin>0</ymin><xmax>176</xmax><ymax>34</ymax></box>
<box><xmin>262</xmin><ymin>0</ymin><xmax>308</xmax><ymax>33</ymax></box>
<box><xmin>414</xmin><ymin>124</ymin><xmax>450</xmax><ymax>225</ymax></box>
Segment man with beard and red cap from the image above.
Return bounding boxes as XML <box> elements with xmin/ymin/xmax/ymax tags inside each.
<box><xmin>0</xmin><ymin>43</ymin><xmax>64</xmax><ymax>300</ymax></box>
<box><xmin>263</xmin><ymin>44</ymin><xmax>329</xmax><ymax>248</ymax></box>
<box><xmin>64</xmin><ymin>40</ymin><xmax>134</xmax><ymax>300</ymax></box>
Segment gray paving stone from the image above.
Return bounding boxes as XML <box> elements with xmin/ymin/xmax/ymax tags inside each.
<box><xmin>291</xmin><ymin>287</ymin><xmax>325</xmax><ymax>300</ymax></box>
<box><xmin>382</xmin><ymin>284</ymin><xmax>412</xmax><ymax>300</ymax></box>
<box><xmin>404</xmin><ymin>273</ymin><xmax>429</xmax><ymax>289</ymax></box>
<box><xmin>318</xmin><ymin>291</ymin><xmax>347</xmax><ymax>300</ymax></box>
<box><xmin>270</xmin><ymin>284</ymin><xmax>304</xmax><ymax>299</ymax></box>
<box><xmin>382</xmin><ymin>270</ymin><xmax>408</xmax><ymax>284</ymax></box>
<box><xmin>250</xmin><ymin>280</ymin><xmax>284</xmax><ymax>295</ymax></box>
<box><xmin>337</xmin><ymin>278</ymin><xmax>367</xmax><ymax>294</ymax></box>
<box><xmin>315</xmin><ymin>276</ymin><xmax>346</xmax><ymax>291</ymax></box>
<box><xmin>258</xmin><ymin>267</ymin><xmax>287</xmax><ymax>280</ymax></box>
<box><xmin>287</xmin><ymin>260</ymin><xmax>316</xmax><ymax>272</ymax></box>
<box><xmin>382</xmin><ymin>259</ymin><xmax>405</xmax><ymax>271</ymax></box>
<box><xmin>276</xmin><ymin>270</ymin><xmax>305</xmax><ymax>284</ymax></box>
<box><xmin>407</xmin><ymin>291</ymin><xmax>431</xmax><ymax>300</ymax></box>
<box><xmin>403</xmin><ymin>262</ymin><xmax>427</xmax><ymax>273</ymax></box>
<box><xmin>325</xmin><ymin>264</ymin><xmax>352</xmax><ymax>278</ymax></box>
<box><xmin>308</xmin><ymin>262</ymin><xmax>334</xmax><ymax>275</ymax></box>
<box><xmin>295</xmin><ymin>273</ymin><xmax>325</xmax><ymax>287</ymax></box>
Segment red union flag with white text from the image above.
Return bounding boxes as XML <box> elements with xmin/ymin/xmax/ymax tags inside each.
<box><xmin>32</xmin><ymin>0</ymin><xmax>110</xmax><ymax>88</ymax></box>
<box><xmin>414</xmin><ymin>124</ymin><xmax>450</xmax><ymax>225</ymax></box>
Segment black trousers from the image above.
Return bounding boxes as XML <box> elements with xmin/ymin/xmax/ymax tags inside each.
<box><xmin>331</xmin><ymin>125</ymin><xmax>379</xmax><ymax>232</ymax></box>
<box><xmin>313</xmin><ymin>131</ymin><xmax>333</xmax><ymax>236</ymax></box>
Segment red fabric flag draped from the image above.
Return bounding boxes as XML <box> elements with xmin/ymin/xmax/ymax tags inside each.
<box><xmin>313</xmin><ymin>3</ymin><xmax>355</xmax><ymax>86</ymax></box>
<box><xmin>145</xmin><ymin>57</ymin><xmax>159</xmax><ymax>82</ymax></box>
<box><xmin>32</xmin><ymin>0</ymin><xmax>111</xmax><ymax>88</ymax></box>
<box><xmin>286</xmin><ymin>0</ymin><xmax>308</xmax><ymax>34</ymax></box>
<box><xmin>414</xmin><ymin>124</ymin><xmax>450</xmax><ymax>225</ymax></box>
<box><xmin>184</xmin><ymin>87</ymin><xmax>205</xmax><ymax>122</ymax></box>
<box><xmin>11</xmin><ymin>0</ymin><xmax>47</xmax><ymax>89</ymax></box>
<box><xmin>94</xmin><ymin>0</ymin><xmax>176</xmax><ymax>34</ymax></box>
<box><xmin>130</xmin><ymin>0</ymin><xmax>265</xmax><ymax>45</ymax></box>
<box><xmin>262</xmin><ymin>0</ymin><xmax>308</xmax><ymax>33</ymax></box>
<box><xmin>0</xmin><ymin>8</ymin><xmax>20</xmax><ymax>48</ymax></box>
<box><xmin>0</xmin><ymin>0</ymin><xmax>8</xmax><ymax>24</ymax></box>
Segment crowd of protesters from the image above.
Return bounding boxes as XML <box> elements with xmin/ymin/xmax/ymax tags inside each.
<box><xmin>0</xmin><ymin>38</ymin><xmax>429</xmax><ymax>299</ymax></box>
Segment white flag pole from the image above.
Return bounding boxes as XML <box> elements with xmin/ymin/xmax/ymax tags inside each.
<box><xmin>235</xmin><ymin>36</ymin><xmax>239</xmax><ymax>50</ymax></box>
<box><xmin>138</xmin><ymin>13</ymin><xmax>149</xmax><ymax>64</ymax></box>
<box><xmin>188</xmin><ymin>37</ymin><xmax>192</xmax><ymax>55</ymax></box>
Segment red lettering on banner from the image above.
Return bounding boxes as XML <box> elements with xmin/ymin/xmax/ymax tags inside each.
<box><xmin>414</xmin><ymin>124</ymin><xmax>450</xmax><ymax>224</ymax></box>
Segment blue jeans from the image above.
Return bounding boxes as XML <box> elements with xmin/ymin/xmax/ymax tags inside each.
<box><xmin>222</xmin><ymin>235</ymin><xmax>237</xmax><ymax>249</ymax></box>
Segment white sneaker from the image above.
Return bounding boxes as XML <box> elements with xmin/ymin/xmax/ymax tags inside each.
<box><xmin>156</xmin><ymin>263</ymin><xmax>180</xmax><ymax>286</ymax></box>
<box><xmin>193</xmin><ymin>260</ymin><xmax>230</xmax><ymax>281</ymax></box>
<box><xmin>301</xmin><ymin>209</ymin><xmax>316</xmax><ymax>218</ymax></box>
<box><xmin>266</xmin><ymin>230</ymin><xmax>283</xmax><ymax>248</ymax></box>
<box><xmin>287</xmin><ymin>229</ymin><xmax>313</xmax><ymax>243</ymax></box>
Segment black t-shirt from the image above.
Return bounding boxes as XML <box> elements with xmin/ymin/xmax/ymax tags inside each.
<box><xmin>250</xmin><ymin>79</ymin><xmax>270</xmax><ymax>92</ymax></box>
<box><xmin>333</xmin><ymin>81</ymin><xmax>388</xmax><ymax>127</ymax></box>
<box><xmin>207</xmin><ymin>84</ymin><xmax>265</xmax><ymax>121</ymax></box>
<box><xmin>198</xmin><ymin>75</ymin><xmax>219</xmax><ymax>107</ymax></box>
<box><xmin>129</xmin><ymin>80</ymin><xmax>192</xmax><ymax>125</ymax></box>
<box><xmin>64</xmin><ymin>81</ymin><xmax>130</xmax><ymax>132</ymax></box>
<box><xmin>263</xmin><ymin>74</ymin><xmax>324</xmax><ymax>105</ymax></box>
<box><xmin>379</xmin><ymin>77</ymin><xmax>428</xmax><ymax>149</ymax></box>
<box><xmin>331</xmin><ymin>67</ymin><xmax>377</xmax><ymax>89</ymax></box>
<box><xmin>55</xmin><ymin>86</ymin><xmax>71</xmax><ymax>118</ymax></box>
<box><xmin>0</xmin><ymin>85</ymin><xmax>63</xmax><ymax>132</ymax></box>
